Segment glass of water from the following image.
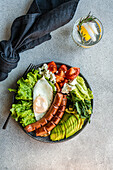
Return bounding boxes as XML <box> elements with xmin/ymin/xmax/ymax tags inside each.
<box><xmin>72</xmin><ymin>13</ymin><xmax>103</xmax><ymax>48</ymax></box>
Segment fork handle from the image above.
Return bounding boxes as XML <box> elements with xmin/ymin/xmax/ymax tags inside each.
<box><xmin>2</xmin><ymin>112</ymin><xmax>12</xmax><ymax>129</ymax></box>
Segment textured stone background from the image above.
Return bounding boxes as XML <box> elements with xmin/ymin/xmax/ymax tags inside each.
<box><xmin>0</xmin><ymin>0</ymin><xmax>113</xmax><ymax>170</ymax></box>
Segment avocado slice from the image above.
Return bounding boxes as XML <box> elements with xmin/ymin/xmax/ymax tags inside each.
<box><xmin>79</xmin><ymin>118</ymin><xmax>85</xmax><ymax>129</ymax></box>
<box><xmin>50</xmin><ymin>113</ymin><xmax>85</xmax><ymax>141</ymax></box>
<box><xmin>50</xmin><ymin>124</ymin><xmax>65</xmax><ymax>141</ymax></box>
<box><xmin>74</xmin><ymin>114</ymin><xmax>85</xmax><ymax>129</ymax></box>
<box><xmin>60</xmin><ymin>113</ymin><xmax>71</xmax><ymax>124</ymax></box>
<box><xmin>64</xmin><ymin>115</ymin><xmax>78</xmax><ymax>138</ymax></box>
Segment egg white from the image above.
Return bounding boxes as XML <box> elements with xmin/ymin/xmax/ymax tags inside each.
<box><xmin>33</xmin><ymin>77</ymin><xmax>53</xmax><ymax>120</ymax></box>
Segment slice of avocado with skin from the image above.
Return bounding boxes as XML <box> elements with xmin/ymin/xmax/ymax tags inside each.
<box><xmin>59</xmin><ymin>112</ymin><xmax>71</xmax><ymax>124</ymax></box>
<box><xmin>64</xmin><ymin>115</ymin><xmax>78</xmax><ymax>138</ymax></box>
<box><xmin>79</xmin><ymin>118</ymin><xmax>85</xmax><ymax>129</ymax></box>
<box><xmin>50</xmin><ymin>113</ymin><xmax>85</xmax><ymax>141</ymax></box>
<box><xmin>50</xmin><ymin>124</ymin><xmax>65</xmax><ymax>141</ymax></box>
<box><xmin>74</xmin><ymin>114</ymin><xmax>85</xmax><ymax>130</ymax></box>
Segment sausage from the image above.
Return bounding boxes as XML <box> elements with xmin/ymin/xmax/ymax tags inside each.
<box><xmin>55</xmin><ymin>94</ymin><xmax>67</xmax><ymax>116</ymax></box>
<box><xmin>45</xmin><ymin>121</ymin><xmax>56</xmax><ymax>132</ymax></box>
<box><xmin>35</xmin><ymin>127</ymin><xmax>48</xmax><ymax>136</ymax></box>
<box><xmin>36</xmin><ymin>94</ymin><xmax>67</xmax><ymax>136</ymax></box>
<box><xmin>62</xmin><ymin>94</ymin><xmax>67</xmax><ymax>100</ymax></box>
<box><xmin>59</xmin><ymin>105</ymin><xmax>66</xmax><ymax>112</ymax></box>
<box><xmin>42</xmin><ymin>92</ymin><xmax>63</xmax><ymax>121</ymax></box>
<box><xmin>36</xmin><ymin>121</ymin><xmax>56</xmax><ymax>137</ymax></box>
<box><xmin>56</xmin><ymin>110</ymin><xmax>64</xmax><ymax>118</ymax></box>
<box><xmin>24</xmin><ymin>93</ymin><xmax>63</xmax><ymax>132</ymax></box>
<box><xmin>52</xmin><ymin>93</ymin><xmax>63</xmax><ymax>107</ymax></box>
<box><xmin>51</xmin><ymin>115</ymin><xmax>61</xmax><ymax>125</ymax></box>
<box><xmin>43</xmin><ymin>105</ymin><xmax>58</xmax><ymax>121</ymax></box>
<box><xmin>61</xmin><ymin>99</ymin><xmax>67</xmax><ymax>106</ymax></box>
<box><xmin>24</xmin><ymin>118</ymin><xmax>47</xmax><ymax>133</ymax></box>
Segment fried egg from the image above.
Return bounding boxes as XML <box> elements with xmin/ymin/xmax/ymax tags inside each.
<box><xmin>33</xmin><ymin>77</ymin><xmax>53</xmax><ymax>120</ymax></box>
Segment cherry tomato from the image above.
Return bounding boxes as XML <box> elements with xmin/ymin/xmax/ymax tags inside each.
<box><xmin>66</xmin><ymin>67</ymin><xmax>80</xmax><ymax>80</ymax></box>
<box><xmin>59</xmin><ymin>65</ymin><xmax>67</xmax><ymax>72</ymax></box>
<box><xmin>56</xmin><ymin>75</ymin><xmax>64</xmax><ymax>83</ymax></box>
<box><xmin>57</xmin><ymin>70</ymin><xmax>65</xmax><ymax>78</ymax></box>
<box><xmin>59</xmin><ymin>79</ymin><xmax>68</xmax><ymax>87</ymax></box>
<box><xmin>48</xmin><ymin>61</ymin><xmax>57</xmax><ymax>73</ymax></box>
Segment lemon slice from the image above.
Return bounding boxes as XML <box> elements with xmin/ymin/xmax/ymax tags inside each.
<box><xmin>88</xmin><ymin>22</ymin><xmax>99</xmax><ymax>35</ymax></box>
<box><xmin>78</xmin><ymin>25</ymin><xmax>91</xmax><ymax>41</ymax></box>
<box><xmin>82</xmin><ymin>23</ymin><xmax>96</xmax><ymax>42</ymax></box>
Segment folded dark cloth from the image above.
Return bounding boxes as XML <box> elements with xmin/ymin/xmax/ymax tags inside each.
<box><xmin>0</xmin><ymin>0</ymin><xmax>80</xmax><ymax>81</ymax></box>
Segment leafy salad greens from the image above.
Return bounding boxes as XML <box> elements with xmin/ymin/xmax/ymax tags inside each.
<box><xmin>9</xmin><ymin>63</ymin><xmax>93</xmax><ymax>141</ymax></box>
<box><xmin>72</xmin><ymin>76</ymin><xmax>93</xmax><ymax>101</ymax></box>
<box><xmin>9</xmin><ymin>69</ymin><xmax>56</xmax><ymax>127</ymax></box>
<box><xmin>10</xmin><ymin>101</ymin><xmax>36</xmax><ymax>127</ymax></box>
<box><xmin>67</xmin><ymin>76</ymin><xmax>93</xmax><ymax>119</ymax></box>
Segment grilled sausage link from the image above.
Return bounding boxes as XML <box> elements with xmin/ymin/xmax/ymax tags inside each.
<box><xmin>24</xmin><ymin>93</ymin><xmax>63</xmax><ymax>133</ymax></box>
<box><xmin>36</xmin><ymin>95</ymin><xmax>67</xmax><ymax>136</ymax></box>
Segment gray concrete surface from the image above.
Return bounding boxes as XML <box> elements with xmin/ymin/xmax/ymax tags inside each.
<box><xmin>0</xmin><ymin>0</ymin><xmax>113</xmax><ymax>170</ymax></box>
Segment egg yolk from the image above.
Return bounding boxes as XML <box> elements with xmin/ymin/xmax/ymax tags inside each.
<box><xmin>33</xmin><ymin>96</ymin><xmax>48</xmax><ymax>114</ymax></box>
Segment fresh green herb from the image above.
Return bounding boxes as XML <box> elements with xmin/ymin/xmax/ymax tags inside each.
<box><xmin>67</xmin><ymin>91</ymin><xmax>92</xmax><ymax>120</ymax></box>
<box><xmin>8</xmin><ymin>88</ymin><xmax>17</xmax><ymax>93</ymax></box>
<box><xmin>77</xmin><ymin>12</ymin><xmax>96</xmax><ymax>43</ymax></box>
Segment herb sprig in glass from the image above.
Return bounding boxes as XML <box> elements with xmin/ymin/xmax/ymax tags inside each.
<box><xmin>77</xmin><ymin>12</ymin><xmax>96</xmax><ymax>44</ymax></box>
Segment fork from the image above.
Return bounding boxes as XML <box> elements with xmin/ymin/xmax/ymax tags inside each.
<box><xmin>2</xmin><ymin>63</ymin><xmax>35</xmax><ymax>129</ymax></box>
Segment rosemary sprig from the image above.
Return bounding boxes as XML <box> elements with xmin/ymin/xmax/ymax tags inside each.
<box><xmin>77</xmin><ymin>12</ymin><xmax>96</xmax><ymax>44</ymax></box>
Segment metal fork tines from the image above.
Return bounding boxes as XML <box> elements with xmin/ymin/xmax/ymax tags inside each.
<box><xmin>2</xmin><ymin>63</ymin><xmax>36</xmax><ymax>129</ymax></box>
<box><xmin>23</xmin><ymin>63</ymin><xmax>35</xmax><ymax>78</ymax></box>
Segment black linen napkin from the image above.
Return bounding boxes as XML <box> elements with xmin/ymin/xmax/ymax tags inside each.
<box><xmin>0</xmin><ymin>0</ymin><xmax>80</xmax><ymax>81</ymax></box>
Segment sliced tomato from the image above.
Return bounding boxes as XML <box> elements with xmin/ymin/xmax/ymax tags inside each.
<box><xmin>67</xmin><ymin>68</ymin><xmax>76</xmax><ymax>76</ymax></box>
<box><xmin>55</xmin><ymin>83</ymin><xmax>61</xmax><ymax>92</ymax></box>
<box><xmin>48</xmin><ymin>65</ymin><xmax>57</xmax><ymax>73</ymax></box>
<box><xmin>59</xmin><ymin>79</ymin><xmax>68</xmax><ymax>87</ymax></box>
<box><xmin>66</xmin><ymin>67</ymin><xmax>80</xmax><ymax>80</ymax></box>
<box><xmin>56</xmin><ymin>75</ymin><xmax>64</xmax><ymax>83</ymax></box>
<box><xmin>48</xmin><ymin>61</ymin><xmax>57</xmax><ymax>67</ymax></box>
<box><xmin>48</xmin><ymin>61</ymin><xmax>57</xmax><ymax>73</ymax></box>
<box><xmin>57</xmin><ymin>70</ymin><xmax>65</xmax><ymax>78</ymax></box>
<box><xmin>55</xmin><ymin>69</ymin><xmax>65</xmax><ymax>83</ymax></box>
<box><xmin>59</xmin><ymin>65</ymin><xmax>67</xmax><ymax>72</ymax></box>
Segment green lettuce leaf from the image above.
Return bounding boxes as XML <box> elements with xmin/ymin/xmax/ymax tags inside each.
<box><xmin>10</xmin><ymin>101</ymin><xmax>36</xmax><ymax>127</ymax></box>
<box><xmin>72</xmin><ymin>76</ymin><xmax>93</xmax><ymax>101</ymax></box>
<box><xmin>15</xmin><ymin>69</ymin><xmax>42</xmax><ymax>100</ymax></box>
<box><xmin>15</xmin><ymin>78</ymin><xmax>33</xmax><ymax>100</ymax></box>
<box><xmin>26</xmin><ymin>70</ymin><xmax>42</xmax><ymax>87</ymax></box>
